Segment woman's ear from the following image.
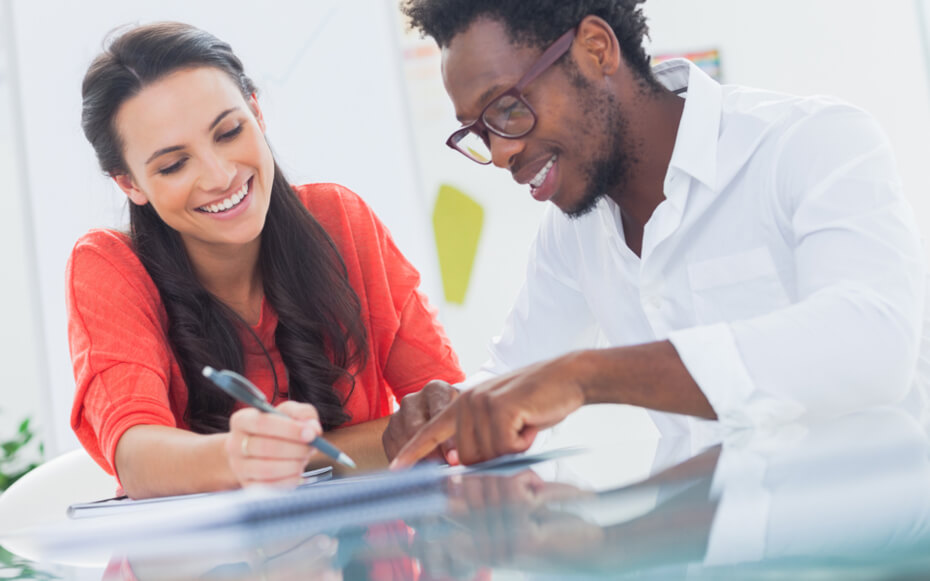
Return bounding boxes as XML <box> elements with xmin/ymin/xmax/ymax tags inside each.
<box><xmin>249</xmin><ymin>93</ymin><xmax>266</xmax><ymax>132</ymax></box>
<box><xmin>113</xmin><ymin>174</ymin><xmax>149</xmax><ymax>206</ymax></box>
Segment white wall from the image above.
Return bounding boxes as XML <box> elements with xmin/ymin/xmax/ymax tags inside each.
<box><xmin>0</xmin><ymin>1</ymin><xmax>45</xmax><ymax>446</ymax></box>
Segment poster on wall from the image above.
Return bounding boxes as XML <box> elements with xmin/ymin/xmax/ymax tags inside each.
<box><xmin>653</xmin><ymin>48</ymin><xmax>723</xmax><ymax>82</ymax></box>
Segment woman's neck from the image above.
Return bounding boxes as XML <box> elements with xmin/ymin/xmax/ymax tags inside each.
<box><xmin>187</xmin><ymin>237</ymin><xmax>264</xmax><ymax>325</ymax></box>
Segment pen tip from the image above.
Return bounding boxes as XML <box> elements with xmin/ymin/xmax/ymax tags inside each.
<box><xmin>202</xmin><ymin>366</ymin><xmax>214</xmax><ymax>378</ymax></box>
<box><xmin>340</xmin><ymin>454</ymin><xmax>357</xmax><ymax>469</ymax></box>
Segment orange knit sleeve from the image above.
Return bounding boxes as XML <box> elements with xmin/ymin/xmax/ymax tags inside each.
<box><xmin>66</xmin><ymin>230</ymin><xmax>179</xmax><ymax>475</ymax></box>
<box><xmin>383</xmin><ymin>284</ymin><xmax>465</xmax><ymax>398</ymax></box>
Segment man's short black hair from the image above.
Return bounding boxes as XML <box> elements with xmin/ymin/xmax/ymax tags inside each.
<box><xmin>401</xmin><ymin>0</ymin><xmax>654</xmax><ymax>82</ymax></box>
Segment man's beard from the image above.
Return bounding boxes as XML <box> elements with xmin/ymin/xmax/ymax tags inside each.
<box><xmin>564</xmin><ymin>85</ymin><xmax>636</xmax><ymax>219</ymax></box>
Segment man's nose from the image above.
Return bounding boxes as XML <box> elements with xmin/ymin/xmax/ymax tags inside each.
<box><xmin>488</xmin><ymin>133</ymin><xmax>526</xmax><ymax>170</ymax></box>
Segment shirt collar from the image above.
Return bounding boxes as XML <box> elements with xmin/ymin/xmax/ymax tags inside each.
<box><xmin>653</xmin><ymin>58</ymin><xmax>722</xmax><ymax>191</ymax></box>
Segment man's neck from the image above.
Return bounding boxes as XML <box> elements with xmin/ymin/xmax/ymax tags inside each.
<box><xmin>610</xmin><ymin>87</ymin><xmax>685</xmax><ymax>254</ymax></box>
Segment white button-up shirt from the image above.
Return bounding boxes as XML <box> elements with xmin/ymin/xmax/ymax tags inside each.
<box><xmin>475</xmin><ymin>58</ymin><xmax>928</xmax><ymax>437</ymax></box>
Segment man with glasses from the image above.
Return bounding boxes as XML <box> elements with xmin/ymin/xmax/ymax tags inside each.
<box><xmin>386</xmin><ymin>0</ymin><xmax>927</xmax><ymax>467</ymax></box>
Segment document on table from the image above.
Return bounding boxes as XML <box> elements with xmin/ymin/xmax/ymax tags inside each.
<box><xmin>35</xmin><ymin>463</ymin><xmax>449</xmax><ymax>557</ymax></box>
<box><xmin>66</xmin><ymin>446</ymin><xmax>584</xmax><ymax>519</ymax></box>
<box><xmin>456</xmin><ymin>446</ymin><xmax>586</xmax><ymax>473</ymax></box>
<box><xmin>34</xmin><ymin>447</ymin><xmax>584</xmax><ymax>558</ymax></box>
<box><xmin>66</xmin><ymin>466</ymin><xmax>334</xmax><ymax>519</ymax></box>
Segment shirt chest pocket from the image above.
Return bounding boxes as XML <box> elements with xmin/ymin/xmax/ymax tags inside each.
<box><xmin>687</xmin><ymin>246</ymin><xmax>791</xmax><ymax>325</ymax></box>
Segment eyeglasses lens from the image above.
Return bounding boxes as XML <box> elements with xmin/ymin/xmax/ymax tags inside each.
<box><xmin>452</xmin><ymin>130</ymin><xmax>492</xmax><ymax>164</ymax></box>
<box><xmin>484</xmin><ymin>95</ymin><xmax>535</xmax><ymax>137</ymax></box>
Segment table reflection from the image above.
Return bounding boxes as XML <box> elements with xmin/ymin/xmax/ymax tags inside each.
<box><xmin>4</xmin><ymin>407</ymin><xmax>929</xmax><ymax>580</ymax></box>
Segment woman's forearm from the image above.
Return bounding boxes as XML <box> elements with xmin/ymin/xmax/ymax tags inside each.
<box><xmin>115</xmin><ymin>424</ymin><xmax>237</xmax><ymax>499</ymax></box>
<box><xmin>115</xmin><ymin>415</ymin><xmax>392</xmax><ymax>497</ymax></box>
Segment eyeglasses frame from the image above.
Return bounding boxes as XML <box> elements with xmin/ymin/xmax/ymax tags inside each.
<box><xmin>445</xmin><ymin>27</ymin><xmax>577</xmax><ymax>165</ymax></box>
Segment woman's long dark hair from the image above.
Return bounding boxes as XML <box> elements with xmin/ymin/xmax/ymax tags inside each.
<box><xmin>80</xmin><ymin>22</ymin><xmax>367</xmax><ymax>432</ymax></box>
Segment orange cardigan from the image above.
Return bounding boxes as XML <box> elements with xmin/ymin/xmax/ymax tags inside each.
<box><xmin>67</xmin><ymin>183</ymin><xmax>463</xmax><ymax>474</ymax></box>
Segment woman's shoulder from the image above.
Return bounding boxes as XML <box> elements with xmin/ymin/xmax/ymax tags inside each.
<box><xmin>292</xmin><ymin>182</ymin><xmax>382</xmax><ymax>240</ymax></box>
<box><xmin>68</xmin><ymin>228</ymin><xmax>155</xmax><ymax>295</ymax></box>
<box><xmin>70</xmin><ymin>228</ymin><xmax>133</xmax><ymax>261</ymax></box>
<box><xmin>72</xmin><ymin>227</ymin><xmax>131</xmax><ymax>250</ymax></box>
<box><xmin>293</xmin><ymin>183</ymin><xmax>372</xmax><ymax>218</ymax></box>
<box><xmin>70</xmin><ymin>228</ymin><xmax>138</xmax><ymax>269</ymax></box>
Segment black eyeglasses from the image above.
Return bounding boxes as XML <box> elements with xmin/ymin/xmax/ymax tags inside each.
<box><xmin>446</xmin><ymin>28</ymin><xmax>576</xmax><ymax>164</ymax></box>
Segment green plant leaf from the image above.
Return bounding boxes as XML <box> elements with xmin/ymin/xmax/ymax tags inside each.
<box><xmin>2</xmin><ymin>441</ymin><xmax>23</xmax><ymax>456</ymax></box>
<box><xmin>0</xmin><ymin>545</ymin><xmax>60</xmax><ymax>580</ymax></box>
<box><xmin>0</xmin><ymin>412</ymin><xmax>43</xmax><ymax>493</ymax></box>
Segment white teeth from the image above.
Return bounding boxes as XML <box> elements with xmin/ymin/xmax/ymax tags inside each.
<box><xmin>530</xmin><ymin>157</ymin><xmax>556</xmax><ymax>188</ymax></box>
<box><xmin>199</xmin><ymin>182</ymin><xmax>249</xmax><ymax>214</ymax></box>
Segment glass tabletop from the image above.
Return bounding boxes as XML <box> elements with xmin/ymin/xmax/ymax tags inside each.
<box><xmin>2</xmin><ymin>406</ymin><xmax>929</xmax><ymax>580</ymax></box>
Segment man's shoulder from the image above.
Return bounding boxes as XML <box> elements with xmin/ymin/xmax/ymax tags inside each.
<box><xmin>721</xmin><ymin>84</ymin><xmax>870</xmax><ymax>131</ymax></box>
<box><xmin>717</xmin><ymin>85</ymin><xmax>884</xmax><ymax>181</ymax></box>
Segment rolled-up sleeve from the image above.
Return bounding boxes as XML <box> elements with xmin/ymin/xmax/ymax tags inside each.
<box><xmin>67</xmin><ymin>233</ymin><xmax>179</xmax><ymax>475</ymax></box>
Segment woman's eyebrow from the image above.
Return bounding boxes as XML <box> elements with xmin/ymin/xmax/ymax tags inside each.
<box><xmin>209</xmin><ymin>107</ymin><xmax>238</xmax><ymax>131</ymax></box>
<box><xmin>145</xmin><ymin>107</ymin><xmax>241</xmax><ymax>165</ymax></box>
<box><xmin>145</xmin><ymin>145</ymin><xmax>183</xmax><ymax>165</ymax></box>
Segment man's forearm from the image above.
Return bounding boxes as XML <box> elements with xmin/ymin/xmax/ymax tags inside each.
<box><xmin>574</xmin><ymin>340</ymin><xmax>717</xmax><ymax>420</ymax></box>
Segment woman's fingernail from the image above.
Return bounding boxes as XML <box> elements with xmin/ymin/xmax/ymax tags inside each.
<box><xmin>301</xmin><ymin>420</ymin><xmax>321</xmax><ymax>442</ymax></box>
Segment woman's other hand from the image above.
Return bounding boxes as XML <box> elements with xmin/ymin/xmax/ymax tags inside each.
<box><xmin>383</xmin><ymin>380</ymin><xmax>459</xmax><ymax>464</ymax></box>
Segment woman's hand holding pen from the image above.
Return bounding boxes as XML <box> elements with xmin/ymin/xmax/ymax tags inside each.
<box><xmin>226</xmin><ymin>400</ymin><xmax>322</xmax><ymax>489</ymax></box>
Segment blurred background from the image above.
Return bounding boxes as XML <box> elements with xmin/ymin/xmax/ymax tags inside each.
<box><xmin>1</xmin><ymin>0</ymin><xmax>929</xmax><ymax>461</ymax></box>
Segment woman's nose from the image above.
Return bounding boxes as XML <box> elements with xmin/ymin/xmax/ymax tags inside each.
<box><xmin>198</xmin><ymin>150</ymin><xmax>236</xmax><ymax>192</ymax></box>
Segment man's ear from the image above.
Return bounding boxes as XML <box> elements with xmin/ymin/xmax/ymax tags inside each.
<box><xmin>248</xmin><ymin>93</ymin><xmax>266</xmax><ymax>133</ymax></box>
<box><xmin>574</xmin><ymin>15</ymin><xmax>621</xmax><ymax>77</ymax></box>
<box><xmin>113</xmin><ymin>174</ymin><xmax>149</xmax><ymax>206</ymax></box>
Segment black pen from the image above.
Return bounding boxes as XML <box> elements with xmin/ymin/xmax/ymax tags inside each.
<box><xmin>202</xmin><ymin>366</ymin><xmax>357</xmax><ymax>469</ymax></box>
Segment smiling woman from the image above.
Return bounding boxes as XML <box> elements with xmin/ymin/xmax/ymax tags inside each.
<box><xmin>68</xmin><ymin>22</ymin><xmax>463</xmax><ymax>499</ymax></box>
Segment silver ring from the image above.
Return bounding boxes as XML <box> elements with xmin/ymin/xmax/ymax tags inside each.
<box><xmin>241</xmin><ymin>434</ymin><xmax>250</xmax><ymax>457</ymax></box>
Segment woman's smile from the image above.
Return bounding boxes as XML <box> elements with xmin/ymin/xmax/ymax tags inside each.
<box><xmin>195</xmin><ymin>176</ymin><xmax>254</xmax><ymax>219</ymax></box>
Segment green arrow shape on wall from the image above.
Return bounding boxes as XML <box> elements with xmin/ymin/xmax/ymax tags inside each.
<box><xmin>433</xmin><ymin>184</ymin><xmax>484</xmax><ymax>305</ymax></box>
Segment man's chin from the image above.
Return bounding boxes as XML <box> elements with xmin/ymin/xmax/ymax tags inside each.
<box><xmin>561</xmin><ymin>191</ymin><xmax>603</xmax><ymax>220</ymax></box>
